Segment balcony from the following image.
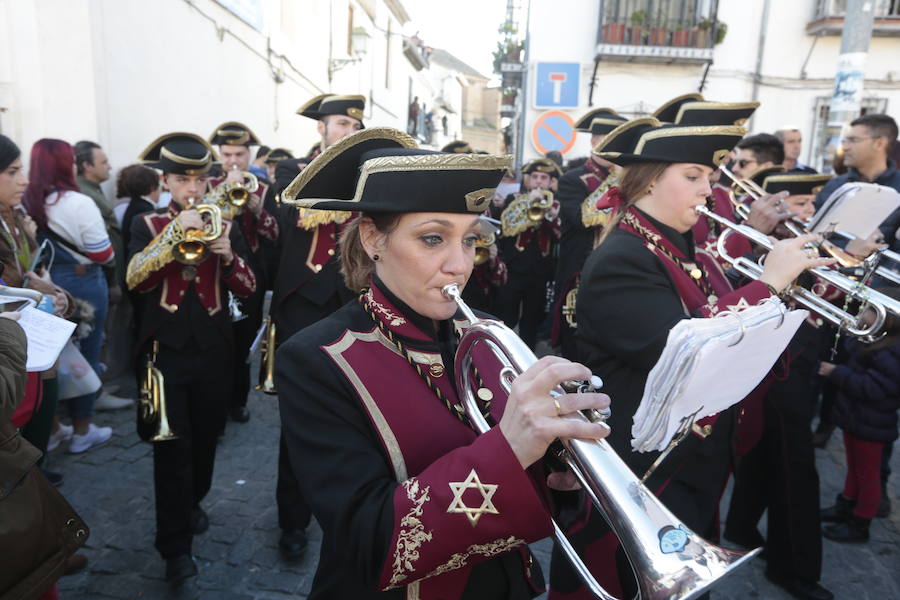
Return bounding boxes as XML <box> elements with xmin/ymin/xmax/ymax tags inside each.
<box><xmin>806</xmin><ymin>0</ymin><xmax>900</xmax><ymax>36</ymax></box>
<box><xmin>595</xmin><ymin>1</ymin><xmax>720</xmax><ymax>65</ymax></box>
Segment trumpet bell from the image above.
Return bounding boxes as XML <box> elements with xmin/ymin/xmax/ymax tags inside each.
<box><xmin>228</xmin><ymin>185</ymin><xmax>249</xmax><ymax>207</ymax></box>
<box><xmin>173</xmin><ymin>241</ymin><xmax>208</xmax><ymax>265</ymax></box>
<box><xmin>474</xmin><ymin>247</ymin><xmax>491</xmax><ymax>266</ymax></box>
<box><xmin>445</xmin><ymin>284</ymin><xmax>759</xmax><ymax>600</ymax></box>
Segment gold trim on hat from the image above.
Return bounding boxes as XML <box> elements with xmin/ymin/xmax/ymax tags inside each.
<box><xmin>762</xmin><ymin>173</ymin><xmax>833</xmax><ymax>192</ymax></box>
<box><xmin>281</xmin><ymin>127</ymin><xmax>418</xmax><ymax>205</ymax></box>
<box><xmin>137</xmin><ymin>131</ymin><xmax>215</xmax><ymax>162</ymax></box>
<box><xmin>347</xmin><ymin>107</ymin><xmax>364</xmax><ymax>120</ymax></box>
<box><xmin>322</xmin><ymin>93</ymin><xmax>366</xmax><ymax>103</ymax></box>
<box><xmin>673</xmin><ymin>101</ymin><xmax>760</xmax><ymax>124</ymax></box>
<box><xmin>652</xmin><ymin>93</ymin><xmax>704</xmax><ymax>119</ymax></box>
<box><xmin>523</xmin><ymin>158</ymin><xmax>561</xmax><ymax>177</ymax></box>
<box><xmin>589</xmin><ymin>117</ymin><xmax>627</xmax><ymax>129</ymax></box>
<box><xmin>160</xmin><ymin>146</ymin><xmax>212</xmax><ymax>166</ymax></box>
<box><xmin>296</xmin><ymin>93</ymin><xmax>330</xmax><ymax>115</ymax></box>
<box><xmin>592</xmin><ymin>117</ymin><xmax>661</xmax><ymax>155</ymax></box>
<box><xmin>574</xmin><ymin>107</ymin><xmax>620</xmax><ymax>130</ymax></box>
<box><xmin>632</xmin><ymin>125</ymin><xmax>747</xmax><ymax>154</ymax></box>
<box><xmin>351</xmin><ymin>153</ymin><xmax>512</xmax><ymax>204</ymax></box>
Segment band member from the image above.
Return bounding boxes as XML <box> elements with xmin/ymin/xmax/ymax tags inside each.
<box><xmin>269</xmin><ymin>93</ymin><xmax>365</xmax><ymax>560</ymax></box>
<box><xmin>275</xmin><ymin>128</ymin><xmax>611</xmax><ymax>598</ymax></box>
<box><xmin>127</xmin><ymin>133</ymin><xmax>256</xmax><ymax>583</ymax></box>
<box><xmin>495</xmin><ymin>158</ymin><xmax>562</xmax><ymax>350</ymax></box>
<box><xmin>263</xmin><ymin>147</ymin><xmax>294</xmax><ymax>182</ymax></box>
<box><xmin>461</xmin><ymin>224</ymin><xmax>506</xmax><ymax>313</ymax></box>
<box><xmin>440</xmin><ymin>140</ymin><xmax>474</xmax><ymax>153</ymax></box>
<box><xmin>208</xmin><ymin>122</ymin><xmax>278</xmax><ymax>423</ymax></box>
<box><xmin>549</xmin><ymin>118</ymin><xmax>832</xmax><ymax>598</ymax></box>
<box><xmin>724</xmin><ymin>172</ymin><xmax>836</xmax><ymax>600</ymax></box>
<box><xmin>552</xmin><ymin>107</ymin><xmax>625</xmax><ymax>359</ymax></box>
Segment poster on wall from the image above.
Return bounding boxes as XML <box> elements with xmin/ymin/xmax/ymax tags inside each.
<box><xmin>214</xmin><ymin>0</ymin><xmax>265</xmax><ymax>32</ymax></box>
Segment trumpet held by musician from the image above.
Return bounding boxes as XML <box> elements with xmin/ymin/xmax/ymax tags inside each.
<box><xmin>275</xmin><ymin>129</ymin><xmax>612</xmax><ymax>598</ymax></box>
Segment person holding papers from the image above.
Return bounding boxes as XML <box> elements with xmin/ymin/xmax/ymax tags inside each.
<box><xmin>548</xmin><ymin>118</ymin><xmax>834</xmax><ymax>600</ymax></box>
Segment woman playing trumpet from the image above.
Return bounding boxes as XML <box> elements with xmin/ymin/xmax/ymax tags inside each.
<box><xmin>276</xmin><ymin>129</ymin><xmax>611</xmax><ymax>598</ymax></box>
<box><xmin>548</xmin><ymin>118</ymin><xmax>835</xmax><ymax>599</ymax></box>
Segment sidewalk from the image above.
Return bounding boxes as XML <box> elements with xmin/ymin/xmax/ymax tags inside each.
<box><xmin>53</xmin><ymin>379</ymin><xmax>899</xmax><ymax>599</ymax></box>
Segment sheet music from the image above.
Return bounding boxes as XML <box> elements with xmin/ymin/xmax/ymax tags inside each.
<box><xmin>14</xmin><ymin>305</ymin><xmax>77</xmax><ymax>372</ymax></box>
<box><xmin>632</xmin><ymin>300</ymin><xmax>806</xmax><ymax>453</ymax></box>
<box><xmin>809</xmin><ymin>183</ymin><xmax>900</xmax><ymax>239</ymax></box>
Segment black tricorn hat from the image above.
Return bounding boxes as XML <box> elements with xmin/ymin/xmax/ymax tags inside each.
<box><xmin>522</xmin><ymin>157</ymin><xmax>562</xmax><ymax>179</ymax></box>
<box><xmin>265</xmin><ymin>147</ymin><xmax>294</xmax><ymax>164</ymax></box>
<box><xmin>209</xmin><ymin>121</ymin><xmax>261</xmax><ymax>147</ymax></box>
<box><xmin>441</xmin><ymin>140</ymin><xmax>474</xmax><ymax>153</ymax></box>
<box><xmin>594</xmin><ymin>117</ymin><xmax>746</xmax><ymax>169</ymax></box>
<box><xmin>282</xmin><ymin>128</ymin><xmax>510</xmax><ymax>215</ymax></box>
<box><xmin>297</xmin><ymin>93</ymin><xmax>366</xmax><ymax>125</ymax></box>
<box><xmin>652</xmin><ymin>93</ymin><xmax>704</xmax><ymax>123</ymax></box>
<box><xmin>673</xmin><ymin>101</ymin><xmax>760</xmax><ymax>126</ymax></box>
<box><xmin>574</xmin><ymin>107</ymin><xmax>627</xmax><ymax>135</ymax></box>
<box><xmin>761</xmin><ymin>173</ymin><xmax>833</xmax><ymax>196</ymax></box>
<box><xmin>747</xmin><ymin>164</ymin><xmax>786</xmax><ymax>189</ymax></box>
<box><xmin>138</xmin><ymin>132</ymin><xmax>217</xmax><ymax>175</ymax></box>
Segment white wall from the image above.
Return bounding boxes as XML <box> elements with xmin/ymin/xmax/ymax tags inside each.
<box><xmin>0</xmin><ymin>0</ymin><xmax>419</xmax><ymax>193</ymax></box>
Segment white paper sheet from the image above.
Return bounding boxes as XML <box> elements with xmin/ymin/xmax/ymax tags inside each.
<box><xmin>632</xmin><ymin>300</ymin><xmax>807</xmax><ymax>453</ymax></box>
<box><xmin>14</xmin><ymin>306</ymin><xmax>77</xmax><ymax>372</ymax></box>
<box><xmin>810</xmin><ymin>183</ymin><xmax>900</xmax><ymax>239</ymax></box>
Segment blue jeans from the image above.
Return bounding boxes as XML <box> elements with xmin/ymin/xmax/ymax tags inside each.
<box><xmin>52</xmin><ymin>262</ymin><xmax>108</xmax><ymax>420</ymax></box>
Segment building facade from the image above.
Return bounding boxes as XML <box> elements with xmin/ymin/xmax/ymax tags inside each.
<box><xmin>519</xmin><ymin>0</ymin><xmax>900</xmax><ymax>169</ymax></box>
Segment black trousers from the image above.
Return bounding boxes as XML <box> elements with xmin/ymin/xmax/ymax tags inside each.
<box><xmin>151</xmin><ymin>342</ymin><xmax>230</xmax><ymax>559</ymax></box>
<box><xmin>230</xmin><ymin>285</ymin><xmax>265</xmax><ymax>411</ymax></box>
<box><xmin>725</xmin><ymin>369</ymin><xmax>822</xmax><ymax>582</ymax></box>
<box><xmin>494</xmin><ymin>272</ymin><xmax>547</xmax><ymax>350</ymax></box>
<box><xmin>272</xmin><ymin>291</ymin><xmax>347</xmax><ymax>531</ymax></box>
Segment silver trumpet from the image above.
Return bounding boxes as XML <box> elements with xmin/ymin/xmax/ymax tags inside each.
<box><xmin>443</xmin><ymin>283</ymin><xmax>759</xmax><ymax>600</ymax></box>
<box><xmin>0</xmin><ymin>285</ymin><xmax>44</xmax><ymax>309</ymax></box>
<box><xmin>695</xmin><ymin>205</ymin><xmax>900</xmax><ymax>339</ymax></box>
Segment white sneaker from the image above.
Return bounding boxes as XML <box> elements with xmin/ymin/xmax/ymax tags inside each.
<box><xmin>68</xmin><ymin>424</ymin><xmax>113</xmax><ymax>454</ymax></box>
<box><xmin>47</xmin><ymin>423</ymin><xmax>74</xmax><ymax>452</ymax></box>
<box><xmin>94</xmin><ymin>392</ymin><xmax>133</xmax><ymax>411</ymax></box>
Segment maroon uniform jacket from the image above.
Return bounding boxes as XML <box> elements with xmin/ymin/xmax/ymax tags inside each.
<box><xmin>275</xmin><ymin>277</ymin><xmax>555</xmax><ymax>599</ymax></box>
<box><xmin>126</xmin><ymin>203</ymin><xmax>256</xmax><ymax>351</ymax></box>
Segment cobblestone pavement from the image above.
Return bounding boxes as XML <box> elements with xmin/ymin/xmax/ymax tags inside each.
<box><xmin>53</xmin><ymin>373</ymin><xmax>899</xmax><ymax>599</ymax></box>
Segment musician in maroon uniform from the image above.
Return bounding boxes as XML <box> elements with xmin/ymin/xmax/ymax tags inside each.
<box><xmin>269</xmin><ymin>93</ymin><xmax>366</xmax><ymax>560</ymax></box>
<box><xmin>127</xmin><ymin>133</ymin><xmax>257</xmax><ymax>583</ymax></box>
<box><xmin>207</xmin><ymin>122</ymin><xmax>278</xmax><ymax>423</ymax></box>
<box><xmin>548</xmin><ymin>118</ymin><xmax>832</xmax><ymax>599</ymax></box>
<box><xmin>275</xmin><ymin>129</ymin><xmax>612</xmax><ymax>598</ymax></box>
<box><xmin>552</xmin><ymin>108</ymin><xmax>625</xmax><ymax>360</ymax></box>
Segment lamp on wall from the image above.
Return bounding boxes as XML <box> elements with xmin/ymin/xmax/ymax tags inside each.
<box><xmin>328</xmin><ymin>27</ymin><xmax>370</xmax><ymax>81</ymax></box>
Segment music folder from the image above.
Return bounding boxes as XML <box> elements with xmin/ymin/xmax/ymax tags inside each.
<box><xmin>810</xmin><ymin>182</ymin><xmax>900</xmax><ymax>239</ymax></box>
<box><xmin>632</xmin><ymin>299</ymin><xmax>807</xmax><ymax>453</ymax></box>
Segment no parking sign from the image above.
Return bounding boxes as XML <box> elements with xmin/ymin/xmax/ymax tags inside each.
<box><xmin>531</xmin><ymin>111</ymin><xmax>576</xmax><ymax>155</ymax></box>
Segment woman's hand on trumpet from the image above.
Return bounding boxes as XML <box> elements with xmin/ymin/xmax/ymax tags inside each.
<box><xmin>499</xmin><ymin>356</ymin><xmax>611</xmax><ymax>470</ymax></box>
<box><xmin>759</xmin><ymin>233</ymin><xmax>837</xmax><ymax>293</ymax></box>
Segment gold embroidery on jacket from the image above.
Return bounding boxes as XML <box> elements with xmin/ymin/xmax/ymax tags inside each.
<box><xmin>388</xmin><ymin>478</ymin><xmax>433</xmax><ymax>588</ymax></box>
<box><xmin>296</xmin><ymin>207</ymin><xmax>351</xmax><ymax>230</ymax></box>
<box><xmin>447</xmin><ymin>469</ymin><xmax>499</xmax><ymax>526</ymax></box>
<box><xmin>424</xmin><ymin>535</ymin><xmax>524</xmax><ymax>579</ymax></box>
<box><xmin>126</xmin><ymin>219</ymin><xmax>184</xmax><ymax>291</ymax></box>
<box><xmin>365</xmin><ymin>288</ymin><xmax>407</xmax><ymax>326</ymax></box>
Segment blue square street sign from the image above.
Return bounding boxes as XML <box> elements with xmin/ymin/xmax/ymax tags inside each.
<box><xmin>534</xmin><ymin>62</ymin><xmax>580</xmax><ymax>108</ymax></box>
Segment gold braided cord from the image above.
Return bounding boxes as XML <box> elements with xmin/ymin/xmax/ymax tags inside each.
<box><xmin>125</xmin><ymin>220</ymin><xmax>183</xmax><ymax>291</ymax></box>
<box><xmin>295</xmin><ymin>207</ymin><xmax>352</xmax><ymax>230</ymax></box>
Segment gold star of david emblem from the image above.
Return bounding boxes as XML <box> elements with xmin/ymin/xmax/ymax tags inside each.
<box><xmin>447</xmin><ymin>469</ymin><xmax>499</xmax><ymax>527</ymax></box>
<box><xmin>726</xmin><ymin>297</ymin><xmax>752</xmax><ymax>312</ymax></box>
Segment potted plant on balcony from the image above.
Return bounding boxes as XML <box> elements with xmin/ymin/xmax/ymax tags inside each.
<box><xmin>671</xmin><ymin>24</ymin><xmax>690</xmax><ymax>47</ymax></box>
<box><xmin>697</xmin><ymin>17</ymin><xmax>728</xmax><ymax>46</ymax></box>
<box><xmin>649</xmin><ymin>21</ymin><xmax>668</xmax><ymax>45</ymax></box>
<box><xmin>603</xmin><ymin>20</ymin><xmax>626</xmax><ymax>44</ymax></box>
<box><xmin>628</xmin><ymin>9</ymin><xmax>646</xmax><ymax>44</ymax></box>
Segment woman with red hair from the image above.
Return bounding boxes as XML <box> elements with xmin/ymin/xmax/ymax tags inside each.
<box><xmin>24</xmin><ymin>138</ymin><xmax>114</xmax><ymax>453</ymax></box>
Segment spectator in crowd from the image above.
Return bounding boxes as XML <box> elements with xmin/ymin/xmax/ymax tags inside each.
<box><xmin>115</xmin><ymin>164</ymin><xmax>160</xmax><ymax>253</ymax></box>
<box><xmin>775</xmin><ymin>127</ymin><xmax>817</xmax><ymax>173</ymax></box>
<box><xmin>733</xmin><ymin>133</ymin><xmax>785</xmax><ymax>179</ymax></box>
<box><xmin>24</xmin><ymin>139</ymin><xmax>115</xmax><ymax>453</ymax></box>
<box><xmin>75</xmin><ymin>140</ymin><xmax>122</xmax><ymax>284</ymax></box>
<box><xmin>408</xmin><ymin>95</ymin><xmax>420</xmax><ymax>135</ymax></box>
<box><xmin>250</xmin><ymin>145</ymin><xmax>271</xmax><ymax>181</ymax></box>
<box><xmin>819</xmin><ymin>288</ymin><xmax>900</xmax><ymax>542</ymax></box>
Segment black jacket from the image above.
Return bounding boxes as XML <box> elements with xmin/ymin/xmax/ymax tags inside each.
<box><xmin>830</xmin><ymin>338</ymin><xmax>900</xmax><ymax>443</ymax></box>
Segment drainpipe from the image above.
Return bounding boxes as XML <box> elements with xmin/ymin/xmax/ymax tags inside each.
<box><xmin>749</xmin><ymin>0</ymin><xmax>770</xmax><ymax>131</ymax></box>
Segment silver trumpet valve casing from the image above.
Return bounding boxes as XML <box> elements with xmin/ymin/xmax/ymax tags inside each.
<box><xmin>443</xmin><ymin>283</ymin><xmax>759</xmax><ymax>600</ymax></box>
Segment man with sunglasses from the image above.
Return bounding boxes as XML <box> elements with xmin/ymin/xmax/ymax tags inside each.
<box><xmin>733</xmin><ymin>133</ymin><xmax>785</xmax><ymax>179</ymax></box>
